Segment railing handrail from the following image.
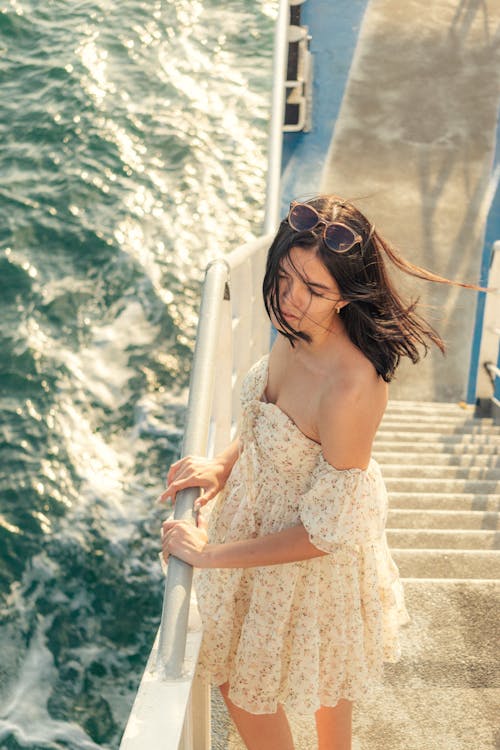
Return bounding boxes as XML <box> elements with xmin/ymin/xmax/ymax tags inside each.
<box><xmin>225</xmin><ymin>233</ymin><xmax>274</xmax><ymax>270</ymax></box>
<box><xmin>155</xmin><ymin>233</ymin><xmax>274</xmax><ymax>678</ymax></box>
<box><xmin>157</xmin><ymin>259</ymin><xmax>231</xmax><ymax>677</ymax></box>
<box><xmin>263</xmin><ymin>0</ymin><xmax>290</xmax><ymax>234</ymax></box>
<box><xmin>119</xmin><ymin>259</ymin><xmax>232</xmax><ymax>750</ymax></box>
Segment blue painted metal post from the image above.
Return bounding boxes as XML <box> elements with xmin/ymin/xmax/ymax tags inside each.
<box><xmin>465</xmin><ymin>242</ymin><xmax>493</xmax><ymax>404</ymax></box>
<box><xmin>494</xmin><ymin>341</ymin><xmax>500</xmax><ymax>404</ymax></box>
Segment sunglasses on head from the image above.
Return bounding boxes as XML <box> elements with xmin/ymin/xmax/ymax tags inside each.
<box><xmin>286</xmin><ymin>201</ymin><xmax>365</xmax><ymax>254</ymax></box>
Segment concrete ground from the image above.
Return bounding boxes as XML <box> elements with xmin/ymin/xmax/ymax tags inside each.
<box><xmin>320</xmin><ymin>0</ymin><xmax>500</xmax><ymax>402</ymax></box>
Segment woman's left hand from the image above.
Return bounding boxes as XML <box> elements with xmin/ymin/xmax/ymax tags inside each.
<box><xmin>161</xmin><ymin>516</ymin><xmax>210</xmax><ymax>568</ymax></box>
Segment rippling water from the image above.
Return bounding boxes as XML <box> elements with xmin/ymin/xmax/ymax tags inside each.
<box><xmin>0</xmin><ymin>1</ymin><xmax>275</xmax><ymax>746</ymax></box>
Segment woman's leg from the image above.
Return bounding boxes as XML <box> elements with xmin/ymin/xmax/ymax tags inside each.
<box><xmin>219</xmin><ymin>682</ymin><xmax>295</xmax><ymax>750</ymax></box>
<box><xmin>315</xmin><ymin>699</ymin><xmax>353</xmax><ymax>750</ymax></box>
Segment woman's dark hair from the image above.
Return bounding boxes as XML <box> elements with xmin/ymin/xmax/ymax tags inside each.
<box><xmin>263</xmin><ymin>195</ymin><xmax>486</xmax><ymax>383</ymax></box>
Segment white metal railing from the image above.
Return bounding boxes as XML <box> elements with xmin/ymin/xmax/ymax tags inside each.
<box><xmin>119</xmin><ymin>0</ymin><xmax>292</xmax><ymax>741</ymax></box>
<box><xmin>263</xmin><ymin>0</ymin><xmax>290</xmax><ymax>234</ymax></box>
<box><xmin>119</xmin><ymin>234</ymin><xmax>272</xmax><ymax>750</ymax></box>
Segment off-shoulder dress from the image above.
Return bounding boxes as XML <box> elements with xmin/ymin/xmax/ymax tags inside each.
<box><xmin>194</xmin><ymin>354</ymin><xmax>411</xmax><ymax>715</ymax></box>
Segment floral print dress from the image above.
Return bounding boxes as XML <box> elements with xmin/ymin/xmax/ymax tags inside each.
<box><xmin>194</xmin><ymin>354</ymin><xmax>411</xmax><ymax>715</ymax></box>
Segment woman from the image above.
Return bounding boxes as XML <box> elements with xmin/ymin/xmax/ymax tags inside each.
<box><xmin>158</xmin><ymin>195</ymin><xmax>481</xmax><ymax>750</ymax></box>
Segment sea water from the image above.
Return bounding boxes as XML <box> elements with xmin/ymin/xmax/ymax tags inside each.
<box><xmin>0</xmin><ymin>1</ymin><xmax>275</xmax><ymax>746</ymax></box>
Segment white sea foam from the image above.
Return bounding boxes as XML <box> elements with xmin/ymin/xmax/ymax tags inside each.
<box><xmin>0</xmin><ymin>618</ymin><xmax>102</xmax><ymax>750</ymax></box>
<box><xmin>1</xmin><ymin>1</ymin><xmax>274</xmax><ymax>747</ymax></box>
<box><xmin>71</xmin><ymin>299</ymin><xmax>158</xmax><ymax>408</ymax></box>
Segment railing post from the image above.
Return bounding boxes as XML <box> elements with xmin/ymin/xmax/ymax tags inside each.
<box><xmin>493</xmin><ymin>341</ymin><xmax>500</xmax><ymax>423</ymax></box>
<box><xmin>494</xmin><ymin>344</ymin><xmax>500</xmax><ymax>401</ymax></box>
<box><xmin>465</xmin><ymin>241</ymin><xmax>495</xmax><ymax>404</ymax></box>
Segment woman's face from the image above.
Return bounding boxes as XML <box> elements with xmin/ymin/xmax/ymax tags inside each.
<box><xmin>276</xmin><ymin>246</ymin><xmax>344</xmax><ymax>336</ymax></box>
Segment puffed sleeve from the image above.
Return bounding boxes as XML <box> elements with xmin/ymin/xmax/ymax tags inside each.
<box><xmin>299</xmin><ymin>454</ymin><xmax>388</xmax><ymax>552</ymax></box>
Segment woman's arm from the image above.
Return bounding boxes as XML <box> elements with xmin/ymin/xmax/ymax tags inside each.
<box><xmin>215</xmin><ymin>437</ymin><xmax>241</xmax><ymax>482</ymax></box>
<box><xmin>161</xmin><ymin>519</ymin><xmax>327</xmax><ymax>568</ymax></box>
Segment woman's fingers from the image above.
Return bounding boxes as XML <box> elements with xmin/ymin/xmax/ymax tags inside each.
<box><xmin>156</xmin><ymin>486</ymin><xmax>175</xmax><ymax>505</ymax></box>
<box><xmin>157</xmin><ymin>455</ymin><xmax>221</xmax><ymax>508</ymax></box>
<box><xmin>165</xmin><ymin>455</ymin><xmax>199</xmax><ymax>485</ymax></box>
<box><xmin>161</xmin><ymin>521</ymin><xmax>176</xmax><ymax>560</ymax></box>
<box><xmin>161</xmin><ymin>518</ymin><xmax>208</xmax><ymax>568</ymax></box>
<box><xmin>162</xmin><ymin>520</ymin><xmax>183</xmax><ymax>559</ymax></box>
<box><xmin>162</xmin><ymin>519</ymin><xmax>176</xmax><ymax>532</ymax></box>
<box><xmin>156</xmin><ymin>475</ymin><xmax>201</xmax><ymax>506</ymax></box>
<box><xmin>159</xmin><ymin>550</ymin><xmax>168</xmax><ymax>575</ymax></box>
<box><xmin>193</xmin><ymin>486</ymin><xmax>217</xmax><ymax>510</ymax></box>
<box><xmin>166</xmin><ymin>459</ymin><xmax>185</xmax><ymax>486</ymax></box>
<box><xmin>196</xmin><ymin>510</ymin><xmax>208</xmax><ymax>532</ymax></box>
<box><xmin>162</xmin><ymin>519</ymin><xmax>182</xmax><ymax>548</ymax></box>
<box><xmin>157</xmin><ymin>466</ymin><xmax>216</xmax><ymax>507</ymax></box>
<box><xmin>156</xmin><ymin>487</ymin><xmax>215</xmax><ymax>508</ymax></box>
<box><xmin>160</xmin><ymin>523</ymin><xmax>170</xmax><ymax>570</ymax></box>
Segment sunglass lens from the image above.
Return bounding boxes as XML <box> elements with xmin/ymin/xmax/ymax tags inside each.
<box><xmin>289</xmin><ymin>203</ymin><xmax>319</xmax><ymax>232</ymax></box>
<box><xmin>324</xmin><ymin>224</ymin><xmax>357</xmax><ymax>253</ymax></box>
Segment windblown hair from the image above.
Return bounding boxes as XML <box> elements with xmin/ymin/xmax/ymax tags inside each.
<box><xmin>263</xmin><ymin>195</ymin><xmax>485</xmax><ymax>383</ymax></box>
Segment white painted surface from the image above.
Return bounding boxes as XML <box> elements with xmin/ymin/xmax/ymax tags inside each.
<box><xmin>120</xmin><ymin>593</ymin><xmax>204</xmax><ymax>750</ymax></box>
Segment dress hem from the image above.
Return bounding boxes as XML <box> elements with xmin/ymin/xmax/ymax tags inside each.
<box><xmin>207</xmin><ymin>674</ymin><xmax>381</xmax><ymax>715</ymax></box>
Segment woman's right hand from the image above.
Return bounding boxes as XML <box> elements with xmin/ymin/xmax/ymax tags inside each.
<box><xmin>156</xmin><ymin>455</ymin><xmax>230</xmax><ymax>510</ymax></box>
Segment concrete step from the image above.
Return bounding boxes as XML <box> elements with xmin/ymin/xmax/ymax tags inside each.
<box><xmin>389</xmin><ymin>578</ymin><xmax>499</xmax><ymax>680</ymax></box>
<box><xmin>378</xmin><ymin>426</ymin><xmax>500</xmax><ymax>437</ymax></box>
<box><xmin>374</xmin><ymin>440</ymin><xmax>500</xmax><ymax>454</ymax></box>
<box><xmin>374</xmin><ymin>431</ymin><xmax>500</xmax><ymax>444</ymax></box>
<box><xmin>388</xmin><ymin>492</ymin><xmax>500</xmax><ymax>511</ymax></box>
<box><xmin>381</xmin><ymin>464</ymin><xmax>500</xmax><ymax>480</ymax></box>
<box><xmin>385</xmin><ymin>477</ymin><xmax>500</xmax><ymax>493</ymax></box>
<box><xmin>381</xmin><ymin>461</ymin><xmax>500</xmax><ymax>486</ymax></box>
<box><xmin>386</xmin><ymin>400</ymin><xmax>475</xmax><ymax>413</ymax></box>
<box><xmin>381</xmin><ymin>413</ymin><xmax>495</xmax><ymax>426</ymax></box>
<box><xmin>387</xmin><ymin>509</ymin><xmax>500</xmax><ymax>530</ymax></box>
<box><xmin>386</xmin><ymin>528</ymin><xmax>499</xmax><ymax>549</ymax></box>
<box><xmin>353</xmin><ymin>686</ymin><xmax>499</xmax><ymax>750</ymax></box>
<box><xmin>374</xmin><ymin>452</ymin><xmax>500</xmax><ymax>467</ymax></box>
<box><xmin>352</xmin><ymin>579</ymin><xmax>500</xmax><ymax>750</ymax></box>
<box><xmin>390</xmin><ymin>549</ymin><xmax>500</xmax><ymax>578</ymax></box>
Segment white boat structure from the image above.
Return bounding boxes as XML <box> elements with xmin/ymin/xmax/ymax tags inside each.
<box><xmin>120</xmin><ymin>1</ymin><xmax>500</xmax><ymax>748</ymax></box>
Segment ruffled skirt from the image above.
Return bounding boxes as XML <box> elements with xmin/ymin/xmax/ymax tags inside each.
<box><xmin>194</xmin><ymin>537</ymin><xmax>410</xmax><ymax>715</ymax></box>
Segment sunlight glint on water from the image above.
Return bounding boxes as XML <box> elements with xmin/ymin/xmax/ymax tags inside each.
<box><xmin>0</xmin><ymin>0</ymin><xmax>276</xmax><ymax>746</ymax></box>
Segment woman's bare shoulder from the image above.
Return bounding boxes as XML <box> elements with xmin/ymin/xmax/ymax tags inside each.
<box><xmin>317</xmin><ymin>360</ymin><xmax>387</xmax><ymax>469</ymax></box>
<box><xmin>319</xmin><ymin>349</ymin><xmax>388</xmax><ymax>426</ymax></box>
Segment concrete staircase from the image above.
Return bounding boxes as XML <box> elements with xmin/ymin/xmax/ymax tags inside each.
<box><xmin>212</xmin><ymin>399</ymin><xmax>500</xmax><ymax>750</ymax></box>
<box><xmin>353</xmin><ymin>399</ymin><xmax>500</xmax><ymax>750</ymax></box>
